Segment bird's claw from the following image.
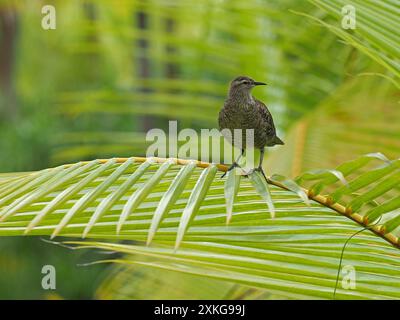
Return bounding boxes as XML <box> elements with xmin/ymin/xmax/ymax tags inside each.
<box><xmin>243</xmin><ymin>168</ymin><xmax>258</xmax><ymax>177</ymax></box>
<box><xmin>243</xmin><ymin>167</ymin><xmax>267</xmax><ymax>179</ymax></box>
<box><xmin>222</xmin><ymin>165</ymin><xmax>267</xmax><ymax>180</ymax></box>
<box><xmin>221</xmin><ymin>162</ymin><xmax>240</xmax><ymax>178</ymax></box>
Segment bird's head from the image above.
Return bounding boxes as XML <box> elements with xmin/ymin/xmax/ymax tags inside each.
<box><xmin>229</xmin><ymin>76</ymin><xmax>267</xmax><ymax>94</ymax></box>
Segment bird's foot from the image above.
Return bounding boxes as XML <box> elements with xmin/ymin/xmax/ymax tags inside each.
<box><xmin>221</xmin><ymin>162</ymin><xmax>240</xmax><ymax>178</ymax></box>
<box><xmin>243</xmin><ymin>167</ymin><xmax>259</xmax><ymax>177</ymax></box>
<box><xmin>243</xmin><ymin>167</ymin><xmax>267</xmax><ymax>180</ymax></box>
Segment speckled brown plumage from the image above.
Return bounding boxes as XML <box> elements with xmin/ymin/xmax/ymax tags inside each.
<box><xmin>219</xmin><ymin>76</ymin><xmax>284</xmax><ymax>151</ymax></box>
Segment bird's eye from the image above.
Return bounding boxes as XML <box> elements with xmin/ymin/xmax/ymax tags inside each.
<box><xmin>243</xmin><ymin>81</ymin><xmax>250</xmax><ymax>84</ymax></box>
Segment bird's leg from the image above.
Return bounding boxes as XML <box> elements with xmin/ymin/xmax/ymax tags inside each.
<box><xmin>245</xmin><ymin>148</ymin><xmax>268</xmax><ymax>180</ymax></box>
<box><xmin>221</xmin><ymin>148</ymin><xmax>245</xmax><ymax>178</ymax></box>
<box><xmin>257</xmin><ymin>148</ymin><xmax>269</xmax><ymax>181</ymax></box>
<box><xmin>257</xmin><ymin>148</ymin><xmax>265</xmax><ymax>171</ymax></box>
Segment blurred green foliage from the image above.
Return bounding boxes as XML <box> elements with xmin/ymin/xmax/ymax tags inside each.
<box><xmin>0</xmin><ymin>237</ymin><xmax>109</xmax><ymax>299</ymax></box>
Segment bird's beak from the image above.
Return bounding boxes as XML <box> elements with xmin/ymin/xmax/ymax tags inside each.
<box><xmin>253</xmin><ymin>81</ymin><xmax>267</xmax><ymax>86</ymax></box>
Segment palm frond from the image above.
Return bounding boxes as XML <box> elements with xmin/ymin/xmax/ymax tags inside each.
<box><xmin>69</xmin><ymin>237</ymin><xmax>400</xmax><ymax>299</ymax></box>
<box><xmin>95</xmin><ymin>263</ymin><xmax>241</xmax><ymax>300</ymax></box>
<box><xmin>306</xmin><ymin>0</ymin><xmax>400</xmax><ymax>84</ymax></box>
<box><xmin>1</xmin><ymin>155</ymin><xmax>399</xmax><ymax>245</ymax></box>
<box><xmin>0</xmin><ymin>155</ymin><xmax>400</xmax><ymax>298</ymax></box>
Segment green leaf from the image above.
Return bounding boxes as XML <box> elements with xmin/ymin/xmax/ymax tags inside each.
<box><xmin>271</xmin><ymin>174</ymin><xmax>310</xmax><ymax>206</ymax></box>
<box><xmin>365</xmin><ymin>197</ymin><xmax>400</xmax><ymax>224</ymax></box>
<box><xmin>83</xmin><ymin>158</ymin><xmax>151</xmax><ymax>238</ymax></box>
<box><xmin>313</xmin><ymin>153</ymin><xmax>392</xmax><ymax>194</ymax></box>
<box><xmin>224</xmin><ymin>168</ymin><xmax>242</xmax><ymax>224</ymax></box>
<box><xmin>348</xmin><ymin>171</ymin><xmax>400</xmax><ymax>213</ymax></box>
<box><xmin>66</xmin><ymin>240</ymin><xmax>400</xmax><ymax>300</ymax></box>
<box><xmin>296</xmin><ymin>169</ymin><xmax>347</xmax><ymax>195</ymax></box>
<box><xmin>117</xmin><ymin>159</ymin><xmax>174</xmax><ymax>234</ymax></box>
<box><xmin>305</xmin><ymin>0</ymin><xmax>400</xmax><ymax>83</ymax></box>
<box><xmin>147</xmin><ymin>161</ymin><xmax>196</xmax><ymax>245</ymax></box>
<box><xmin>0</xmin><ymin>169</ymin><xmax>54</xmax><ymax>208</ymax></box>
<box><xmin>26</xmin><ymin>159</ymin><xmax>116</xmax><ymax>234</ymax></box>
<box><xmin>0</xmin><ymin>162</ymin><xmax>89</xmax><ymax>222</ymax></box>
<box><xmin>329</xmin><ymin>159</ymin><xmax>400</xmax><ymax>204</ymax></box>
<box><xmin>175</xmin><ymin>165</ymin><xmax>218</xmax><ymax>250</ymax></box>
<box><xmin>382</xmin><ymin>211</ymin><xmax>400</xmax><ymax>234</ymax></box>
<box><xmin>248</xmin><ymin>170</ymin><xmax>275</xmax><ymax>219</ymax></box>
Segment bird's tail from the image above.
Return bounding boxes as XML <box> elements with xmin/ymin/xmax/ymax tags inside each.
<box><xmin>273</xmin><ymin>136</ymin><xmax>284</xmax><ymax>145</ymax></box>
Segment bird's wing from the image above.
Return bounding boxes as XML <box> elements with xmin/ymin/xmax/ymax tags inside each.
<box><xmin>255</xmin><ymin>98</ymin><xmax>276</xmax><ymax>136</ymax></box>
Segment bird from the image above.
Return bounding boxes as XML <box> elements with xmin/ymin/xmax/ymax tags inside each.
<box><xmin>218</xmin><ymin>76</ymin><xmax>284</xmax><ymax>178</ymax></box>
